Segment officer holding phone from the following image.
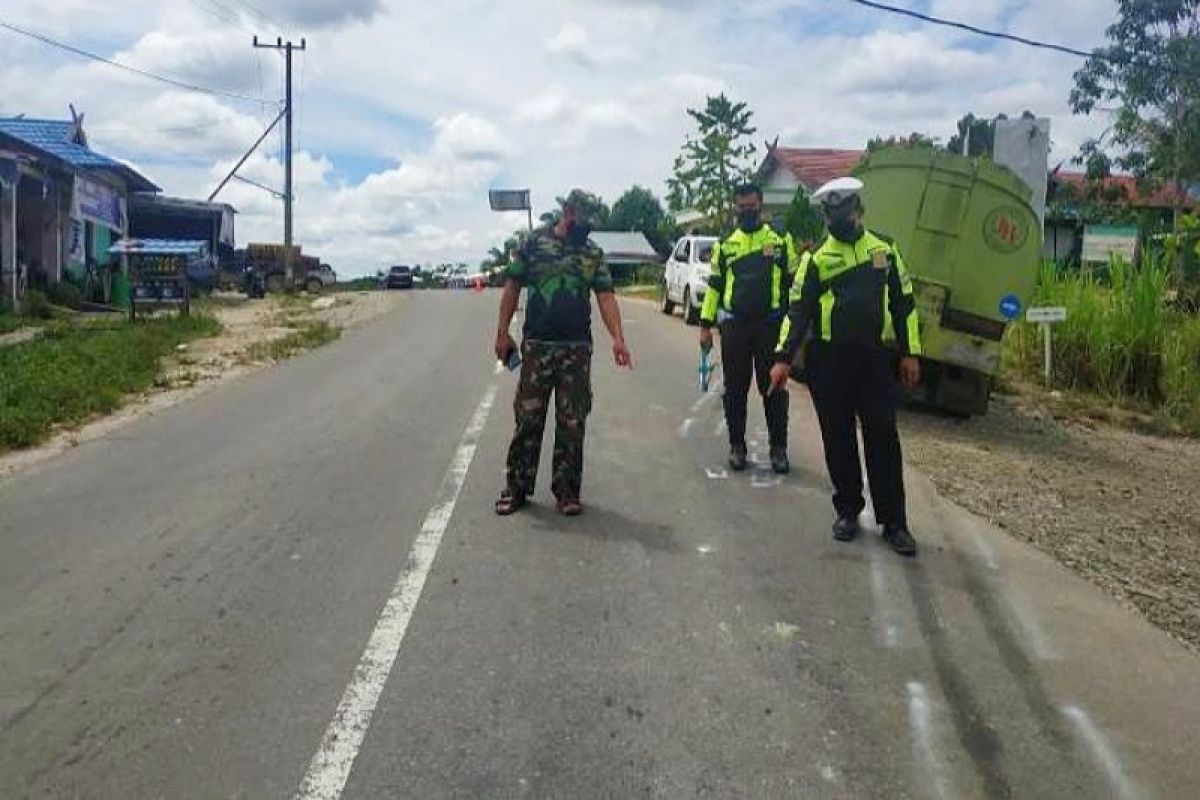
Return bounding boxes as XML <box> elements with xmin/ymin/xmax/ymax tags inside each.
<box><xmin>493</xmin><ymin>189</ymin><xmax>632</xmax><ymax>517</ymax></box>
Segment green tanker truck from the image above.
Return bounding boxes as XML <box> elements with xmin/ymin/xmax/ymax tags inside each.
<box><xmin>851</xmin><ymin>146</ymin><xmax>1043</xmax><ymax>415</ymax></box>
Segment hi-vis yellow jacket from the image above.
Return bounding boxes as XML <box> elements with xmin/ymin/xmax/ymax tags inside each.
<box><xmin>700</xmin><ymin>226</ymin><xmax>799</xmax><ymax>327</ymax></box>
<box><xmin>775</xmin><ymin>229</ymin><xmax>922</xmax><ymax>360</ymax></box>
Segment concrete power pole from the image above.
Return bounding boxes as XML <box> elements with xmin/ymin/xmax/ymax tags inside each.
<box><xmin>254</xmin><ymin>35</ymin><xmax>306</xmax><ymax>283</ymax></box>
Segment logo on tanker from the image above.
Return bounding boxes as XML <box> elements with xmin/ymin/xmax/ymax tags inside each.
<box><xmin>983</xmin><ymin>206</ymin><xmax>1029</xmax><ymax>253</ymax></box>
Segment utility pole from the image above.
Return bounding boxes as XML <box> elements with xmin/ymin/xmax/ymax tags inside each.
<box><xmin>254</xmin><ymin>35</ymin><xmax>306</xmax><ymax>283</ymax></box>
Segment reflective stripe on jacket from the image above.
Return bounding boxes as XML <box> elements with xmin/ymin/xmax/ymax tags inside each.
<box><xmin>776</xmin><ymin>229</ymin><xmax>922</xmax><ymax>359</ymax></box>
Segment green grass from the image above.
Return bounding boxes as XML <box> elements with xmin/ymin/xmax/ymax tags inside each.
<box><xmin>0</xmin><ymin>313</ymin><xmax>222</xmax><ymax>450</ymax></box>
<box><xmin>618</xmin><ymin>284</ymin><xmax>663</xmax><ymax>302</ymax></box>
<box><xmin>247</xmin><ymin>320</ymin><xmax>341</xmax><ymax>362</ymax></box>
<box><xmin>0</xmin><ymin>313</ymin><xmax>23</xmax><ymax>335</ymax></box>
<box><xmin>1004</xmin><ymin>255</ymin><xmax>1200</xmax><ymax>434</ymax></box>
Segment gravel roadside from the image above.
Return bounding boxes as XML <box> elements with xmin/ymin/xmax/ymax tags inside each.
<box><xmin>901</xmin><ymin>390</ymin><xmax>1200</xmax><ymax>652</ymax></box>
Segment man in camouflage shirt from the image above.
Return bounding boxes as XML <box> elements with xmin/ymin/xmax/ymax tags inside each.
<box><xmin>494</xmin><ymin>190</ymin><xmax>632</xmax><ymax>516</ymax></box>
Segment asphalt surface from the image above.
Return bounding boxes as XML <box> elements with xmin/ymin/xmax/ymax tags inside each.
<box><xmin>2</xmin><ymin>290</ymin><xmax>1198</xmax><ymax>799</ymax></box>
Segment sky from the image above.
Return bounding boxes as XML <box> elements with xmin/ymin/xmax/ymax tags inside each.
<box><xmin>0</xmin><ymin>0</ymin><xmax>1119</xmax><ymax>277</ymax></box>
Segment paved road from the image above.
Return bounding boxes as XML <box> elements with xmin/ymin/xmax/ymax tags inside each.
<box><xmin>2</xmin><ymin>291</ymin><xmax>1198</xmax><ymax>799</ymax></box>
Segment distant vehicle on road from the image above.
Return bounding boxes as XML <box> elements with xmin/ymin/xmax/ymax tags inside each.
<box><xmin>661</xmin><ymin>235</ymin><xmax>717</xmax><ymax>326</ymax></box>
<box><xmin>386</xmin><ymin>265</ymin><xmax>414</xmax><ymax>290</ymax></box>
<box><xmin>305</xmin><ymin>263</ymin><xmax>337</xmax><ymax>294</ymax></box>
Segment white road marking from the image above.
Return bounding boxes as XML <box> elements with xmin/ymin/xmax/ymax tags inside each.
<box><xmin>705</xmin><ymin>467</ymin><xmax>729</xmax><ymax>480</ymax></box>
<box><xmin>678</xmin><ymin>418</ymin><xmax>696</xmax><ymax>438</ymax></box>
<box><xmin>1004</xmin><ymin>589</ymin><xmax>1056</xmax><ymax>661</ymax></box>
<box><xmin>751</xmin><ymin>467</ymin><xmax>782</xmax><ymax>489</ymax></box>
<box><xmin>494</xmin><ymin>361</ymin><xmax>504</xmax><ymax>375</ymax></box>
<box><xmin>1062</xmin><ymin>706</ymin><xmax>1141</xmax><ymax>800</ymax></box>
<box><xmin>295</xmin><ymin>383</ymin><xmax>499</xmax><ymax>800</ymax></box>
<box><xmin>697</xmin><ymin>545</ymin><xmax>714</xmax><ymax>555</ymax></box>
<box><xmin>868</xmin><ymin>544</ymin><xmax>901</xmax><ymax>649</ymax></box>
<box><xmin>714</xmin><ymin>419</ymin><xmax>727</xmax><ymax>437</ymax></box>
<box><xmin>692</xmin><ymin>390</ymin><xmax>719</xmax><ymax>412</ymax></box>
<box><xmin>969</xmin><ymin>528</ymin><xmax>1000</xmax><ymax>571</ymax></box>
<box><xmin>907</xmin><ymin>681</ymin><xmax>951</xmax><ymax>800</ymax></box>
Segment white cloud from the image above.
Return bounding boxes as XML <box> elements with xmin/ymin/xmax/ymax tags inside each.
<box><xmin>0</xmin><ymin>0</ymin><xmax>1125</xmax><ymax>275</ymax></box>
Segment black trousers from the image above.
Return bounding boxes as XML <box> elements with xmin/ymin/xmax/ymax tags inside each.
<box><xmin>806</xmin><ymin>342</ymin><xmax>907</xmax><ymax>526</ymax></box>
<box><xmin>719</xmin><ymin>318</ymin><xmax>789</xmax><ymax>448</ymax></box>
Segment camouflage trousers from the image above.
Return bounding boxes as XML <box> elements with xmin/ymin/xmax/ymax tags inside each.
<box><xmin>505</xmin><ymin>340</ymin><xmax>593</xmax><ymax>501</ymax></box>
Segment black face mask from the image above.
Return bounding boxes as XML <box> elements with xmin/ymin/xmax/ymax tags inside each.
<box><xmin>566</xmin><ymin>222</ymin><xmax>591</xmax><ymax>247</ymax></box>
<box><xmin>737</xmin><ymin>210</ymin><xmax>762</xmax><ymax>232</ymax></box>
<box><xmin>827</xmin><ymin>214</ymin><xmax>863</xmax><ymax>243</ymax></box>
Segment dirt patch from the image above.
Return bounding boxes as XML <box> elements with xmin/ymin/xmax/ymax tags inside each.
<box><xmin>0</xmin><ymin>291</ymin><xmax>403</xmax><ymax>480</ymax></box>
<box><xmin>901</xmin><ymin>389</ymin><xmax>1200</xmax><ymax>652</ymax></box>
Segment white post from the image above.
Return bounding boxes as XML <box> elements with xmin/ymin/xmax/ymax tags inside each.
<box><xmin>1042</xmin><ymin>321</ymin><xmax>1052</xmax><ymax>388</ymax></box>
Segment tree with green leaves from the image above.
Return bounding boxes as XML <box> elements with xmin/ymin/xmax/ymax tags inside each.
<box><xmin>538</xmin><ymin>190</ymin><xmax>611</xmax><ymax>228</ymax></box>
<box><xmin>782</xmin><ymin>187</ymin><xmax>827</xmax><ymax>250</ymax></box>
<box><xmin>666</xmin><ymin>93</ymin><xmax>758</xmax><ymax>232</ymax></box>
<box><xmin>1069</xmin><ymin>0</ymin><xmax>1200</xmax><ymax>234</ymax></box>
<box><xmin>609</xmin><ymin>185</ymin><xmax>671</xmax><ymax>253</ymax></box>
<box><xmin>866</xmin><ymin>132</ymin><xmax>938</xmax><ymax>153</ymax></box>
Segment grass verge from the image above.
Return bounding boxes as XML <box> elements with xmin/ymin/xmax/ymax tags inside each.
<box><xmin>247</xmin><ymin>320</ymin><xmax>341</xmax><ymax>362</ymax></box>
<box><xmin>0</xmin><ymin>313</ymin><xmax>23</xmax><ymax>335</ymax></box>
<box><xmin>617</xmin><ymin>284</ymin><xmax>663</xmax><ymax>302</ymax></box>
<box><xmin>1003</xmin><ymin>256</ymin><xmax>1200</xmax><ymax>435</ymax></box>
<box><xmin>0</xmin><ymin>314</ymin><xmax>222</xmax><ymax>450</ymax></box>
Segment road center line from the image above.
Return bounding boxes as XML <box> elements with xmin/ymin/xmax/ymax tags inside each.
<box><xmin>295</xmin><ymin>382</ymin><xmax>499</xmax><ymax>800</ymax></box>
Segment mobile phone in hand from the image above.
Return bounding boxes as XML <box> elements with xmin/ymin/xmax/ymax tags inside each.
<box><xmin>505</xmin><ymin>347</ymin><xmax>522</xmax><ymax>372</ymax></box>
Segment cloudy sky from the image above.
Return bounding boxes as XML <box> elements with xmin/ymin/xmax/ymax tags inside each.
<box><xmin>0</xmin><ymin>0</ymin><xmax>1118</xmax><ymax>276</ymax></box>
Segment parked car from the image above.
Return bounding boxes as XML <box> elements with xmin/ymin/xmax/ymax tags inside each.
<box><xmin>386</xmin><ymin>265</ymin><xmax>414</xmax><ymax>289</ymax></box>
<box><xmin>661</xmin><ymin>235</ymin><xmax>718</xmax><ymax>325</ymax></box>
<box><xmin>305</xmin><ymin>263</ymin><xmax>337</xmax><ymax>293</ymax></box>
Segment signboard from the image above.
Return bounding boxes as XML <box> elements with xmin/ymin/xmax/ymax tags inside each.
<box><xmin>999</xmin><ymin>294</ymin><xmax>1022</xmax><ymax>321</ymax></box>
<box><xmin>488</xmin><ymin>189</ymin><xmax>531</xmax><ymax>212</ymax></box>
<box><xmin>73</xmin><ymin>175</ymin><xmax>127</xmax><ymax>232</ymax></box>
<box><xmin>1082</xmin><ymin>225</ymin><xmax>1138</xmax><ymax>264</ymax></box>
<box><xmin>1026</xmin><ymin>306</ymin><xmax>1067</xmax><ymax>323</ymax></box>
<box><xmin>67</xmin><ymin>218</ymin><xmax>85</xmax><ymax>262</ymax></box>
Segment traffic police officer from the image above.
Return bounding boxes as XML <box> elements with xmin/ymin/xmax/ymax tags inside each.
<box><xmin>769</xmin><ymin>177</ymin><xmax>921</xmax><ymax>556</ymax></box>
<box><xmin>699</xmin><ymin>182</ymin><xmax>799</xmax><ymax>474</ymax></box>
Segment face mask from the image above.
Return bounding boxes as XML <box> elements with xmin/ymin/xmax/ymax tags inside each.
<box><xmin>737</xmin><ymin>210</ymin><xmax>761</xmax><ymax>232</ymax></box>
<box><xmin>827</xmin><ymin>213</ymin><xmax>862</xmax><ymax>243</ymax></box>
<box><xmin>566</xmin><ymin>222</ymin><xmax>591</xmax><ymax>247</ymax></box>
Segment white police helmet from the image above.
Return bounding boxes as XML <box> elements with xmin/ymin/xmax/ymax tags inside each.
<box><xmin>811</xmin><ymin>177</ymin><xmax>864</xmax><ymax>209</ymax></box>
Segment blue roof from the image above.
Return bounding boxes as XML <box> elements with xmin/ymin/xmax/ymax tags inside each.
<box><xmin>0</xmin><ymin>117</ymin><xmax>158</xmax><ymax>191</ymax></box>
<box><xmin>109</xmin><ymin>238</ymin><xmax>208</xmax><ymax>256</ymax></box>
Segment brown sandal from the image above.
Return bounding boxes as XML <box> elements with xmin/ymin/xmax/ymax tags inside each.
<box><xmin>556</xmin><ymin>498</ymin><xmax>583</xmax><ymax>516</ymax></box>
<box><xmin>494</xmin><ymin>490</ymin><xmax>527</xmax><ymax>516</ymax></box>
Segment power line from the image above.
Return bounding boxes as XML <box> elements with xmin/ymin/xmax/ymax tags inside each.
<box><xmin>227</xmin><ymin>0</ymin><xmax>286</xmax><ymax>33</ymax></box>
<box><xmin>0</xmin><ymin>17</ymin><xmax>275</xmax><ymax>106</ymax></box>
<box><xmin>844</xmin><ymin>0</ymin><xmax>1200</xmax><ymax>82</ymax></box>
<box><xmin>188</xmin><ymin>0</ymin><xmax>253</xmax><ymax>35</ymax></box>
<box><xmin>844</xmin><ymin>0</ymin><xmax>1097</xmax><ymax>58</ymax></box>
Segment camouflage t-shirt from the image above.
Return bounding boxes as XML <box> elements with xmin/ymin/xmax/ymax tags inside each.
<box><xmin>506</xmin><ymin>227</ymin><xmax>614</xmax><ymax>343</ymax></box>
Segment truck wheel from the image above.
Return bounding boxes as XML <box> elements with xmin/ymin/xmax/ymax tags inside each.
<box><xmin>306</xmin><ymin>277</ymin><xmax>323</xmax><ymax>294</ymax></box>
<box><xmin>660</xmin><ymin>281</ymin><xmax>676</xmax><ymax>315</ymax></box>
<box><xmin>266</xmin><ymin>273</ymin><xmax>285</xmax><ymax>294</ymax></box>
<box><xmin>683</xmin><ymin>288</ymin><xmax>701</xmax><ymax>326</ymax></box>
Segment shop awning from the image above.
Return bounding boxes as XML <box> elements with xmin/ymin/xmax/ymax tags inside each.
<box><xmin>109</xmin><ymin>238</ymin><xmax>208</xmax><ymax>256</ymax></box>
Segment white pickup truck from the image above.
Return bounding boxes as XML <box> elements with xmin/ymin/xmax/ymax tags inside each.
<box><xmin>660</xmin><ymin>235</ymin><xmax>718</xmax><ymax>326</ymax></box>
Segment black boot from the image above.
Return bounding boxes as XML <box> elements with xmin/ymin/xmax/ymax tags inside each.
<box><xmin>728</xmin><ymin>444</ymin><xmax>748</xmax><ymax>472</ymax></box>
<box><xmin>770</xmin><ymin>446</ymin><xmax>790</xmax><ymax>475</ymax></box>
<box><xmin>882</xmin><ymin>524</ymin><xmax>917</xmax><ymax>557</ymax></box>
<box><xmin>832</xmin><ymin>514</ymin><xmax>859</xmax><ymax>542</ymax></box>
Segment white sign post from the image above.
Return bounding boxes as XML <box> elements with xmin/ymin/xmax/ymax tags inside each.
<box><xmin>1026</xmin><ymin>307</ymin><xmax>1068</xmax><ymax>388</ymax></box>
